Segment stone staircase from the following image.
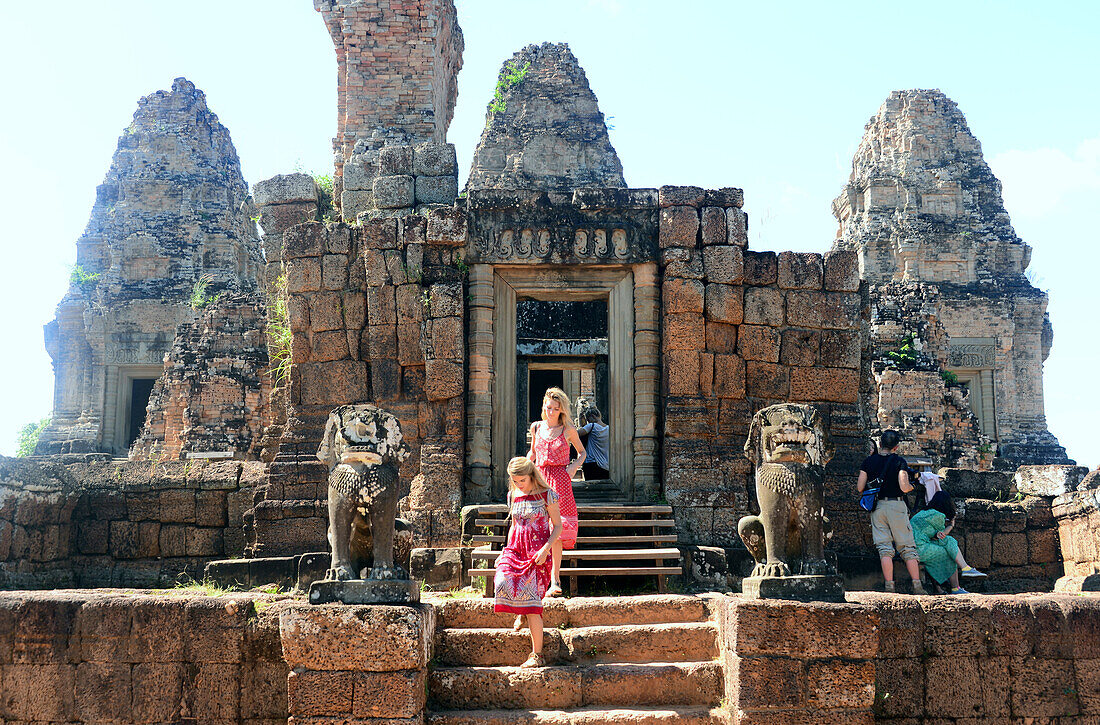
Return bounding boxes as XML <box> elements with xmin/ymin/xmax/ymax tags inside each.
<box><xmin>427</xmin><ymin>594</ymin><xmax>727</xmax><ymax>724</ymax></box>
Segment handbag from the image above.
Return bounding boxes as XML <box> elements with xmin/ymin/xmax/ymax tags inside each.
<box><xmin>859</xmin><ymin>454</ymin><xmax>896</xmax><ymax>512</ymax></box>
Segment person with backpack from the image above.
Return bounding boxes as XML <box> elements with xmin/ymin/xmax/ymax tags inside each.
<box><xmin>857</xmin><ymin>430</ymin><xmax>927</xmax><ymax>594</ymax></box>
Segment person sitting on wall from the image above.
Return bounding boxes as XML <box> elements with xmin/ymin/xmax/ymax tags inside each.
<box><xmin>578</xmin><ymin>407</ymin><xmax>610</xmax><ymax>480</ymax></box>
<box><xmin>856</xmin><ymin>430</ymin><xmax>927</xmax><ymax>594</ymax></box>
<box><xmin>911</xmin><ymin>491</ymin><xmax>987</xmax><ymax>594</ymax></box>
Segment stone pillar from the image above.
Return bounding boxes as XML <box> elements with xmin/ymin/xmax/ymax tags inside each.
<box><xmin>465</xmin><ymin>263</ymin><xmax>495</xmax><ymax>503</ymax></box>
<box><xmin>633</xmin><ymin>262</ymin><xmax>660</xmax><ymax>499</ymax></box>
<box><xmin>280</xmin><ymin>603</ymin><xmax>433</xmax><ymax>722</ymax></box>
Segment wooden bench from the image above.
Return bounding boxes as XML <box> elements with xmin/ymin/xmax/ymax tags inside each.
<box><xmin>467</xmin><ymin>503</ymin><xmax>683</xmax><ymax>595</ymax></box>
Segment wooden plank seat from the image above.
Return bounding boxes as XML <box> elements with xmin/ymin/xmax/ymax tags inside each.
<box><xmin>467</xmin><ymin>502</ymin><xmax>684</xmax><ymax>595</ymax></box>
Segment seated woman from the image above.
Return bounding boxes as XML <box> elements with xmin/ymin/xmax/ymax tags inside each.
<box><xmin>910</xmin><ymin>491</ymin><xmax>987</xmax><ymax>594</ymax></box>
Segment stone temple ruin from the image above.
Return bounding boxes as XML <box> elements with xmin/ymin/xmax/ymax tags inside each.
<box><xmin>3</xmin><ymin>1</ymin><xmax>1099</xmax><ymax>723</ymax></box>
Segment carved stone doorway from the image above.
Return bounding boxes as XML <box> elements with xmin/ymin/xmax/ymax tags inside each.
<box><xmin>465</xmin><ymin>264</ymin><xmax>659</xmax><ymax>503</ymax></box>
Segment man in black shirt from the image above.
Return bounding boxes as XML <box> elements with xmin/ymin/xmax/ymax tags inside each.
<box><xmin>857</xmin><ymin>430</ymin><xmax>926</xmax><ymax>595</ymax></box>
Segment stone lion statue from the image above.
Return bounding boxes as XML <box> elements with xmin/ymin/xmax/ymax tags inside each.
<box><xmin>317</xmin><ymin>404</ymin><xmax>411</xmax><ymax>582</ymax></box>
<box><xmin>739</xmin><ymin>403</ymin><xmax>834</xmax><ymax>578</ymax></box>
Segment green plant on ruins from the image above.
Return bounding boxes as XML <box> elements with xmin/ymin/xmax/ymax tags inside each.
<box><xmin>314</xmin><ymin>172</ymin><xmax>335</xmax><ymax>222</ymax></box>
<box><xmin>267</xmin><ymin>274</ymin><xmax>293</xmax><ymax>391</ymax></box>
<box><xmin>15</xmin><ymin>417</ymin><xmax>50</xmax><ymax>457</ymax></box>
<box><xmin>940</xmin><ymin>369</ymin><xmax>959</xmax><ymax>386</ymax></box>
<box><xmin>189</xmin><ymin>273</ymin><xmax>220</xmax><ymax>309</ymax></box>
<box><xmin>69</xmin><ymin>264</ymin><xmax>101</xmax><ymax>294</ymax></box>
<box><xmin>488</xmin><ymin>59</ymin><xmax>531</xmax><ymax>117</ymax></box>
<box><xmin>883</xmin><ymin>333</ymin><xmax>920</xmax><ymax>370</ymax></box>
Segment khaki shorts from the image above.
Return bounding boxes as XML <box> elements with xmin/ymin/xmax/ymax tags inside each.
<box><xmin>870</xmin><ymin>499</ymin><xmax>917</xmax><ymax>560</ymax></box>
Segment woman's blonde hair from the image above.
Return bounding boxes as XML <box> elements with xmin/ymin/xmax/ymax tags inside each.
<box><xmin>541</xmin><ymin>387</ymin><xmax>573</xmax><ymax>427</ymax></box>
<box><xmin>506</xmin><ymin>457</ymin><xmax>549</xmax><ymax>507</ymax></box>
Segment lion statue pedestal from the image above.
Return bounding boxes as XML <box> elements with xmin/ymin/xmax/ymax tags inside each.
<box><xmin>738</xmin><ymin>403</ymin><xmax>844</xmax><ymax>603</ymax></box>
<box><xmin>307</xmin><ymin>404</ymin><xmax>419</xmax><ymax>605</ymax></box>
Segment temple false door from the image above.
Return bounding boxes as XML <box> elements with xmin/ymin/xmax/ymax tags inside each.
<box><xmin>947</xmin><ymin>337</ymin><xmax>998</xmax><ymax>440</ymax></box>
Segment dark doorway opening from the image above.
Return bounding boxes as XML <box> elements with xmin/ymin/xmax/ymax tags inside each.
<box><xmin>528</xmin><ymin>369</ymin><xmax>565</xmax><ymax>425</ymax></box>
<box><xmin>127</xmin><ymin>378</ymin><xmax>157</xmax><ymax>446</ymax></box>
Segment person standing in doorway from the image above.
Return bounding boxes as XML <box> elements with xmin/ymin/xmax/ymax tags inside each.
<box><xmin>856</xmin><ymin>430</ymin><xmax>927</xmax><ymax>594</ymax></box>
<box><xmin>528</xmin><ymin>387</ymin><xmax>585</xmax><ymax>597</ymax></box>
<box><xmin>578</xmin><ymin>407</ymin><xmax>610</xmax><ymax>480</ymax></box>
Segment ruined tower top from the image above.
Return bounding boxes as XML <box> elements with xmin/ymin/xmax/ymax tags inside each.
<box><xmin>832</xmin><ymin>89</ymin><xmax>1031</xmax><ymax>285</ymax></box>
<box><xmin>74</xmin><ymin>76</ymin><xmax>260</xmax><ymax>304</ymax></box>
<box><xmin>315</xmin><ymin>0</ymin><xmax>464</xmax><ymax>181</ymax></box>
<box><xmin>466</xmin><ymin>43</ymin><xmax>626</xmax><ymax>192</ymax></box>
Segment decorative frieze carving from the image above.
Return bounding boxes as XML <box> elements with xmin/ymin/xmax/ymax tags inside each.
<box><xmin>948</xmin><ymin>343</ymin><xmax>995</xmax><ymax>368</ymax></box>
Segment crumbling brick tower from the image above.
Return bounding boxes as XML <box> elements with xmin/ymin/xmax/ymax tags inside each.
<box><xmin>833</xmin><ymin>89</ymin><xmax>1070</xmax><ymax>466</ymax></box>
<box><xmin>314</xmin><ymin>0</ymin><xmax>463</xmax><ymax>219</ymax></box>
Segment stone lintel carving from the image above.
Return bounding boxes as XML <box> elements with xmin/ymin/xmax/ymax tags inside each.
<box><xmin>738</xmin><ymin>403</ymin><xmax>843</xmax><ymax>602</ymax></box>
<box><xmin>947</xmin><ymin>340</ymin><xmax>996</xmax><ymax>368</ymax></box>
<box><xmin>310</xmin><ymin>404</ymin><xmax>417</xmax><ymax>605</ymax></box>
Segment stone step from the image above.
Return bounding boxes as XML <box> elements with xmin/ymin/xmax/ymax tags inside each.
<box><xmin>437</xmin><ymin>622</ymin><xmax>718</xmax><ymax>666</ymax></box>
<box><xmin>432</xmin><ymin>594</ymin><xmax>713</xmax><ymax>630</ymax></box>
<box><xmin>427</xmin><ymin>705</ymin><xmax>729</xmax><ymax>725</ymax></box>
<box><xmin>428</xmin><ymin>662</ymin><xmax>723</xmax><ymax>710</ymax></box>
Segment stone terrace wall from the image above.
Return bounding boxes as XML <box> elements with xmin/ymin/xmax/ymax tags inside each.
<box><xmin>851</xmin><ymin>592</ymin><xmax>1100</xmax><ymax>723</ymax></box>
<box><xmin>1053</xmin><ymin>469</ymin><xmax>1100</xmax><ymax>591</ymax></box>
<box><xmin>657</xmin><ymin>185</ymin><xmax>868</xmax><ymax>550</ymax></box>
<box><xmin>0</xmin><ymin>591</ymin><xmax>288</xmax><ymax>724</ymax></box>
<box><xmin>0</xmin><ymin>458</ymin><xmax>261</xmax><ymax>589</ymax></box>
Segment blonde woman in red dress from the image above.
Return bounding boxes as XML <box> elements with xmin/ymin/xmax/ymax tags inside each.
<box><xmin>527</xmin><ymin>387</ymin><xmax>585</xmax><ymax>597</ymax></box>
<box><xmin>493</xmin><ymin>457</ymin><xmax>562</xmax><ymax>667</ymax></box>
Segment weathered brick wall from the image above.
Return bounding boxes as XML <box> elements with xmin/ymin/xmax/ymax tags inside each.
<box><xmin>0</xmin><ymin>591</ymin><xmax>288</xmax><ymax>724</ymax></box>
<box><xmin>1053</xmin><ymin>471</ymin><xmax>1100</xmax><ymax>589</ymax></box>
<box><xmin>131</xmin><ymin>293</ymin><xmax>272</xmax><ymax>462</ymax></box>
<box><xmin>315</xmin><ymin>0</ymin><xmax>463</xmax><ymax>193</ymax></box>
<box><xmin>0</xmin><ymin>458</ymin><xmax>261</xmax><ymax>588</ymax></box>
<box><xmin>852</xmin><ymin>592</ymin><xmax>1100</xmax><ymax>723</ymax></box>
<box><xmin>657</xmin><ymin>185</ymin><xmax>867</xmax><ymax>549</ymax></box>
<box><xmin>949</xmin><ymin>497</ymin><xmax>1062</xmax><ymax>591</ymax></box>
<box><xmin>269</xmin><ymin>210</ymin><xmax>467</xmax><ymax>551</ymax></box>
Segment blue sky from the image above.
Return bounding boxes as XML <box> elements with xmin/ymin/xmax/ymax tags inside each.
<box><xmin>0</xmin><ymin>1</ymin><xmax>1096</xmax><ymax>467</ymax></box>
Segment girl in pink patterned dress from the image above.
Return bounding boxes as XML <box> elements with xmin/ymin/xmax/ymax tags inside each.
<box><xmin>494</xmin><ymin>457</ymin><xmax>562</xmax><ymax>668</ymax></box>
<box><xmin>527</xmin><ymin>387</ymin><xmax>585</xmax><ymax>597</ymax></box>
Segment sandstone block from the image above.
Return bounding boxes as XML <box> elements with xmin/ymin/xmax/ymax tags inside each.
<box><xmin>819</xmin><ymin>329</ymin><xmax>861</xmax><ymax>369</ymax></box>
<box><xmin>109</xmin><ymin>520</ymin><xmax>139</xmax><ymax>559</ymax></box>
<box><xmin>713</xmin><ymin>354</ymin><xmax>746</xmax><ymax>398</ymax></box>
<box><xmin>1015</xmin><ymin>465</ymin><xmax>1089</xmax><ymax>496</ymax></box>
<box><xmin>288</xmin><ymin>669</ymin><xmax>353</xmax><ymax>716</ymax></box>
<box><xmin>747</xmin><ymin>361</ymin><xmax>790</xmax><ymax>399</ymax></box>
<box><xmin>706</xmin><ymin>322</ymin><xmax>738</xmax><ymax>354</ymax></box>
<box><xmin>159</xmin><ymin>489</ymin><xmax>196</xmax><ymax>524</ymax></box>
<box><xmin>726</xmin><ymin>207</ymin><xmax>749</xmax><ymax>247</ymax></box>
<box><xmin>367</xmin><ymin>287</ymin><xmax>397</xmax><ymax>326</ymax></box>
<box><xmin>428</xmin><ymin>317</ymin><xmax>463</xmax><ymax>360</ymax></box>
<box><xmin>379</xmin><ymin>146</ymin><xmax>413</xmax><ymax>176</ymax></box>
<box><xmin>661</xmin><ymin>313</ymin><xmax>703</xmax><ymax>355</ymax></box>
<box><xmin>371</xmin><ymin>359</ymin><xmax>401</xmax><ymax>400</ymax></box>
<box><xmin>322</xmin><ymin>254</ymin><xmax>349</xmax><ymax>290</ymax></box>
<box><xmin>286</xmin><ymin>257</ymin><xmax>321</xmax><ymax>293</ymax></box>
<box><xmin>342</xmin><ymin>158</ymin><xmax>377</xmax><ymax>191</ymax></box>
<box><xmin>259</xmin><ymin>201</ymin><xmax>316</xmax><ymax>235</ymax></box>
<box><xmin>188</xmin><ymin>662</ymin><xmax>241</xmax><ymax>719</ymax></box>
<box><xmin>342</xmin><ymin>291</ymin><xmax>366</xmax><ymax>331</ymax></box>
<box><xmin>742</xmin><ymin>286</ymin><xmax>783</xmax><ymax>326</ymax></box>
<box><xmin>924</xmin><ymin>655</ymin><xmax>986</xmax><ymax>717</ymax></box>
<box><xmin>413</xmin><ymin>142</ymin><xmax>458</xmax><ymax>176</ymax></box>
<box><xmin>964</xmin><ymin>531</ymin><xmax>991</xmax><ymax>567</ymax></box>
<box><xmin>75</xmin><ymin>661</ymin><xmax>132</xmax><ymax>722</ymax></box>
<box><xmin>373</xmin><ymin>175</ymin><xmax>414</xmax><ymax>209</ymax></box>
<box><xmin>700</xmin><ymin>206</ymin><xmax>726</xmax><ymax>246</ymax></box>
<box><xmin>3</xmin><ymin>663</ymin><xmax>76</xmax><ymax>720</ymax></box>
<box><xmin>425</xmin><ymin>359</ymin><xmax>464</xmax><ymax>401</ymax></box>
<box><xmin>401</xmin><ymin>216</ymin><xmax>427</xmax><ymax>245</ymax></box>
<box><xmin>737</xmin><ymin>325</ymin><xmax>781</xmax><ymax>363</ymax></box>
<box><xmin>361</xmin><ymin>217</ymin><xmax>399</xmax><ymax>250</ymax></box>
<box><xmin>426</xmin><ymin>207</ymin><xmax>468</xmax><ymax>245</ymax></box>
<box><xmin>664</xmin><ymin>278</ymin><xmax>705</xmax><ymax>313</ymax></box>
<box><xmin>703</xmin><ymin>245</ymin><xmax>744</xmax><ymax>284</ymax></box>
<box><xmin>705</xmin><ymin>187</ymin><xmax>745</xmax><ymax>208</ymax></box>
<box><xmin>659</xmin><ymin>185</ymin><xmax>705</xmax><ymax>208</ymax></box>
<box><xmin>300</xmin><ymin>361</ymin><xmax>367</xmax><ymax>406</ymax></box>
<box><xmin>661</xmin><ymin>247</ymin><xmax>704</xmax><ymax>278</ymax></box>
<box><xmin>254</xmin><ymin>173</ymin><xmax>318</xmax><ymax>206</ymax></box>
<box><xmin>733</xmin><ymin>655</ymin><xmax>804</xmax><ymax>709</ymax></box>
<box><xmin>779</xmin><ymin>252</ymin><xmax>824</xmax><ymax>289</ymax></box>
<box><xmin>789</xmin><ymin>366</ymin><xmax>860</xmax><ymax>403</ymax></box>
<box><xmin>309</xmin><ymin>292</ymin><xmax>344</xmax><ymax>332</ymax></box>
<box><xmin>353</xmin><ymin>670</ymin><xmax>426</xmax><ymax>718</ymax></box>
<box><xmin>920</xmin><ymin>598</ymin><xmax>992</xmax><ymax>657</ymax></box>
<box><xmin>807</xmin><ymin>659</ymin><xmax>874</xmax><ymax>710</ymax></box>
<box><xmin>415</xmin><ymin>175</ymin><xmax>458</xmax><ymax>205</ymax></box>
<box><xmin>366</xmin><ymin>324</ymin><xmax>398</xmax><ymax>360</ymax></box>
<box><xmin>132</xmin><ymin>662</ymin><xmax>186</xmax><ymax>721</ymax></box>
<box><xmin>992</xmin><ymin>531</ymin><xmax>1029</xmax><ymax>566</ymax></box>
<box><xmin>874</xmin><ymin>657</ymin><xmax>924</xmax><ymax>718</ymax></box>
<box><xmin>704</xmin><ymin>283</ymin><xmax>743</xmax><ymax>324</ymax></box>
<box><xmin>341</xmin><ymin>189</ymin><xmax>375</xmax><ymax>219</ymax></box>
<box><xmin>428</xmin><ymin>283</ymin><xmax>463</xmax><ymax>318</ymax></box>
<box><xmin>666</xmin><ymin>351</ymin><xmax>701</xmax><ymax>397</ymax></box>
<box><xmin>786</xmin><ymin>290</ymin><xmax>860</xmax><ymax>330</ymax></box>
<box><xmin>730</xmin><ymin>599</ymin><xmax>879</xmax><ymax>659</ymax></box>
<box><xmin>283</xmin><ymin>223</ymin><xmax>325</xmax><ymax>259</ymax></box>
<box><xmin>744</xmin><ymin>251</ymin><xmax>777</xmax><ymax>285</ymax></box>
<box><xmin>780</xmin><ymin>328</ymin><xmax>819</xmax><ymax>367</ymax></box>
<box><xmin>824</xmin><ymin>249</ymin><xmax>860</xmax><ymax>291</ymax></box>
<box><xmin>1009</xmin><ymin>656</ymin><xmax>1079</xmax><ymax>718</ymax></box>
<box><xmin>279</xmin><ymin>604</ymin><xmax>432</xmax><ymax>671</ymax></box>
<box><xmin>659</xmin><ymin>206</ymin><xmax>699</xmax><ymax>248</ymax></box>
<box><xmin>988</xmin><ymin>599</ymin><xmax>1036</xmax><ymax>657</ymax></box>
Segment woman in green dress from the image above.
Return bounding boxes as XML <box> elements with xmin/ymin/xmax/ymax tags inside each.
<box><xmin>910</xmin><ymin>492</ymin><xmax>986</xmax><ymax>594</ymax></box>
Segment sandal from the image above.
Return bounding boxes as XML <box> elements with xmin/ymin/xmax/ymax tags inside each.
<box><xmin>545</xmin><ymin>584</ymin><xmax>563</xmax><ymax>598</ymax></box>
<box><xmin>513</xmin><ymin>615</ymin><xmax>526</xmax><ymax>631</ymax></box>
<box><xmin>519</xmin><ymin>651</ymin><xmax>547</xmax><ymax>668</ymax></box>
